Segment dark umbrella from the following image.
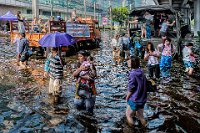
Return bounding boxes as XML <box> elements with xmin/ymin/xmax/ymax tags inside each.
<box><xmin>38</xmin><ymin>32</ymin><xmax>76</xmax><ymax>47</ymax></box>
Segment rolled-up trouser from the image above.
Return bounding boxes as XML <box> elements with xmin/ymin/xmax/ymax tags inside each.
<box><xmin>74</xmin><ymin>96</ymin><xmax>96</xmax><ymax>113</ymax></box>
<box><xmin>160</xmin><ymin>55</ymin><xmax>172</xmax><ymax>78</ymax></box>
<box><xmin>49</xmin><ymin>78</ymin><xmax>62</xmax><ymax>96</ymax></box>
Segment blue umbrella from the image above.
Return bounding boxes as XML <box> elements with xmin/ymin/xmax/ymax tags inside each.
<box><xmin>38</xmin><ymin>32</ymin><xmax>76</xmax><ymax>47</ymax></box>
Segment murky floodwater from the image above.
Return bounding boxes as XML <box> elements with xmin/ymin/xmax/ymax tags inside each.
<box><xmin>0</xmin><ymin>32</ymin><xmax>200</xmax><ymax>133</ymax></box>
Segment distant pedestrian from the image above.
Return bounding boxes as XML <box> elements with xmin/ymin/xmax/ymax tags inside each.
<box><xmin>44</xmin><ymin>47</ymin><xmax>64</xmax><ymax>104</ymax></box>
<box><xmin>144</xmin><ymin>42</ymin><xmax>160</xmax><ymax>79</ymax></box>
<box><xmin>19</xmin><ymin>33</ymin><xmax>30</xmax><ymax>68</ymax></box>
<box><xmin>153</xmin><ymin>13</ymin><xmax>160</xmax><ymax>37</ymax></box>
<box><xmin>12</xmin><ymin>33</ymin><xmax>21</xmax><ymax>65</ymax></box>
<box><xmin>144</xmin><ymin>12</ymin><xmax>153</xmax><ymax>39</ymax></box>
<box><xmin>17</xmin><ymin>11</ymin><xmax>25</xmax><ymax>34</ymax></box>
<box><xmin>31</xmin><ymin>17</ymin><xmax>40</xmax><ymax>32</ymax></box>
<box><xmin>119</xmin><ymin>33</ymin><xmax>130</xmax><ymax>61</ymax></box>
<box><xmin>160</xmin><ymin>19</ymin><xmax>175</xmax><ymax>37</ymax></box>
<box><xmin>157</xmin><ymin>37</ymin><xmax>176</xmax><ymax>83</ymax></box>
<box><xmin>133</xmin><ymin>33</ymin><xmax>142</xmax><ymax>58</ymax></box>
<box><xmin>111</xmin><ymin>34</ymin><xmax>120</xmax><ymax>65</ymax></box>
<box><xmin>73</xmin><ymin>50</ymin><xmax>97</xmax><ymax>114</ymax></box>
<box><xmin>182</xmin><ymin>42</ymin><xmax>196</xmax><ymax>76</ymax></box>
<box><xmin>126</xmin><ymin>56</ymin><xmax>147</xmax><ymax>127</ymax></box>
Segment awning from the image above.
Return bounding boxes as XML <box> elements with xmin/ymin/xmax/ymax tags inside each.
<box><xmin>130</xmin><ymin>5</ymin><xmax>176</xmax><ymax>16</ymax></box>
<box><xmin>0</xmin><ymin>11</ymin><xmax>17</xmax><ymax>21</ymax></box>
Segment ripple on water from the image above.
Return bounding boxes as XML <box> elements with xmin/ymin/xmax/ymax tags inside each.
<box><xmin>0</xmin><ymin>33</ymin><xmax>200</xmax><ymax>132</ymax></box>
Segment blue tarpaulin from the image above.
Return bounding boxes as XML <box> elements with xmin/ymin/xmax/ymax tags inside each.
<box><xmin>0</xmin><ymin>11</ymin><xmax>17</xmax><ymax>21</ymax></box>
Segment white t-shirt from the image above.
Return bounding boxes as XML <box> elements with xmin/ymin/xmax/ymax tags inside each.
<box><xmin>144</xmin><ymin>50</ymin><xmax>160</xmax><ymax>65</ymax></box>
<box><xmin>182</xmin><ymin>46</ymin><xmax>191</xmax><ymax>61</ymax></box>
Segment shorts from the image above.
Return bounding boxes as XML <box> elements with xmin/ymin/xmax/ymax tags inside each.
<box><xmin>160</xmin><ymin>31</ymin><xmax>166</xmax><ymax>37</ymax></box>
<box><xmin>128</xmin><ymin>100</ymin><xmax>145</xmax><ymax>111</ymax></box>
<box><xmin>20</xmin><ymin>52</ymin><xmax>29</xmax><ymax>62</ymax></box>
<box><xmin>183</xmin><ymin>60</ymin><xmax>194</xmax><ymax>68</ymax></box>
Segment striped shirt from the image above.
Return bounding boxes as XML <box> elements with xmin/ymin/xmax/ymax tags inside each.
<box><xmin>44</xmin><ymin>53</ymin><xmax>63</xmax><ymax>79</ymax></box>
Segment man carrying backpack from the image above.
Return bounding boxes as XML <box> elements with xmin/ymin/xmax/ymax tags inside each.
<box><xmin>157</xmin><ymin>37</ymin><xmax>176</xmax><ymax>83</ymax></box>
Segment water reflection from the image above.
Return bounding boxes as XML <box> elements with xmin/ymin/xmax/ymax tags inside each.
<box><xmin>0</xmin><ymin>33</ymin><xmax>200</xmax><ymax>132</ymax></box>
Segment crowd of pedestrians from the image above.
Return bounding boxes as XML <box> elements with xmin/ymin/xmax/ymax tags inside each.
<box><xmin>11</xmin><ymin>10</ymin><xmax>198</xmax><ymax>129</ymax></box>
<box><xmin>109</xmin><ymin>28</ymin><xmax>197</xmax><ymax>127</ymax></box>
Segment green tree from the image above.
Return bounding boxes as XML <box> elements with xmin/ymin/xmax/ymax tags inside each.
<box><xmin>111</xmin><ymin>6</ymin><xmax>129</xmax><ymax>26</ymax></box>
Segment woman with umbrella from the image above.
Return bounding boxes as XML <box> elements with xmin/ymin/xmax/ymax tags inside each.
<box><xmin>73</xmin><ymin>50</ymin><xmax>97</xmax><ymax>115</ymax></box>
<box><xmin>40</xmin><ymin>32</ymin><xmax>76</xmax><ymax>103</ymax></box>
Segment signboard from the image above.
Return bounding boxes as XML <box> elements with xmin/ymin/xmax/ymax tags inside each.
<box><xmin>102</xmin><ymin>17</ymin><xmax>108</xmax><ymax>25</ymax></box>
<box><xmin>66</xmin><ymin>23</ymin><xmax>90</xmax><ymax>37</ymax></box>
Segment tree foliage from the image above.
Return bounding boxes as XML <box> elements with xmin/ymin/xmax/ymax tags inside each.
<box><xmin>111</xmin><ymin>6</ymin><xmax>129</xmax><ymax>25</ymax></box>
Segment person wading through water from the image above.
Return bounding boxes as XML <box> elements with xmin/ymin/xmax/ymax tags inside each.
<box><xmin>73</xmin><ymin>50</ymin><xmax>97</xmax><ymax>115</ymax></box>
<box><xmin>44</xmin><ymin>47</ymin><xmax>64</xmax><ymax>104</ymax></box>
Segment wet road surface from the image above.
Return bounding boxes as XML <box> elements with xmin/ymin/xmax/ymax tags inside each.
<box><xmin>0</xmin><ymin>32</ymin><xmax>200</xmax><ymax>133</ymax></box>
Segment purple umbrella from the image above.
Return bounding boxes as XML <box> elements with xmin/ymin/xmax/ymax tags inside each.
<box><xmin>38</xmin><ymin>32</ymin><xmax>76</xmax><ymax>47</ymax></box>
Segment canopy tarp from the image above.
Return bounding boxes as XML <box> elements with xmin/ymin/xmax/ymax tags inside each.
<box><xmin>130</xmin><ymin>5</ymin><xmax>176</xmax><ymax>16</ymax></box>
<box><xmin>0</xmin><ymin>11</ymin><xmax>17</xmax><ymax>21</ymax></box>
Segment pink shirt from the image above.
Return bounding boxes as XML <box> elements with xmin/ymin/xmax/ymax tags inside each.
<box><xmin>158</xmin><ymin>43</ymin><xmax>176</xmax><ymax>56</ymax></box>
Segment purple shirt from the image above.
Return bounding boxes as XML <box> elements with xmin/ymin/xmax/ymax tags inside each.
<box><xmin>128</xmin><ymin>68</ymin><xmax>147</xmax><ymax>103</ymax></box>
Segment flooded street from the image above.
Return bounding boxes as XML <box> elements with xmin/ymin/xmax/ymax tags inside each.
<box><xmin>0</xmin><ymin>32</ymin><xmax>200</xmax><ymax>133</ymax></box>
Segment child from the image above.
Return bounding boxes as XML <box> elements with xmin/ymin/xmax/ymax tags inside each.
<box><xmin>113</xmin><ymin>47</ymin><xmax>121</xmax><ymax>65</ymax></box>
<box><xmin>78</xmin><ymin>60</ymin><xmax>93</xmax><ymax>83</ymax></box>
<box><xmin>126</xmin><ymin>56</ymin><xmax>147</xmax><ymax>127</ymax></box>
<box><xmin>182</xmin><ymin>42</ymin><xmax>195</xmax><ymax>76</ymax></box>
<box><xmin>19</xmin><ymin>33</ymin><xmax>29</xmax><ymax>68</ymax></box>
<box><xmin>144</xmin><ymin>42</ymin><xmax>160</xmax><ymax>79</ymax></box>
<box><xmin>111</xmin><ymin>34</ymin><xmax>120</xmax><ymax>65</ymax></box>
<box><xmin>44</xmin><ymin>47</ymin><xmax>64</xmax><ymax>103</ymax></box>
<box><xmin>157</xmin><ymin>37</ymin><xmax>176</xmax><ymax>83</ymax></box>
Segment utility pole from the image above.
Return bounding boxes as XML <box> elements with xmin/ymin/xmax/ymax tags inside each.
<box><xmin>50</xmin><ymin>0</ymin><xmax>53</xmax><ymax>16</ymax></box>
<box><xmin>32</xmin><ymin>0</ymin><xmax>39</xmax><ymax>18</ymax></box>
<box><xmin>84</xmin><ymin>0</ymin><xmax>86</xmax><ymax>19</ymax></box>
<box><xmin>109</xmin><ymin>0</ymin><xmax>112</xmax><ymax>29</ymax></box>
<box><xmin>66</xmin><ymin>0</ymin><xmax>69</xmax><ymax>19</ymax></box>
<box><xmin>94</xmin><ymin>1</ymin><xmax>96</xmax><ymax>20</ymax></box>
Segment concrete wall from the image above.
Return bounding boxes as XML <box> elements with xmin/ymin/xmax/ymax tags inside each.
<box><xmin>0</xmin><ymin>4</ymin><xmax>25</xmax><ymax>16</ymax></box>
<box><xmin>0</xmin><ymin>1</ymin><xmax>95</xmax><ymax>20</ymax></box>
